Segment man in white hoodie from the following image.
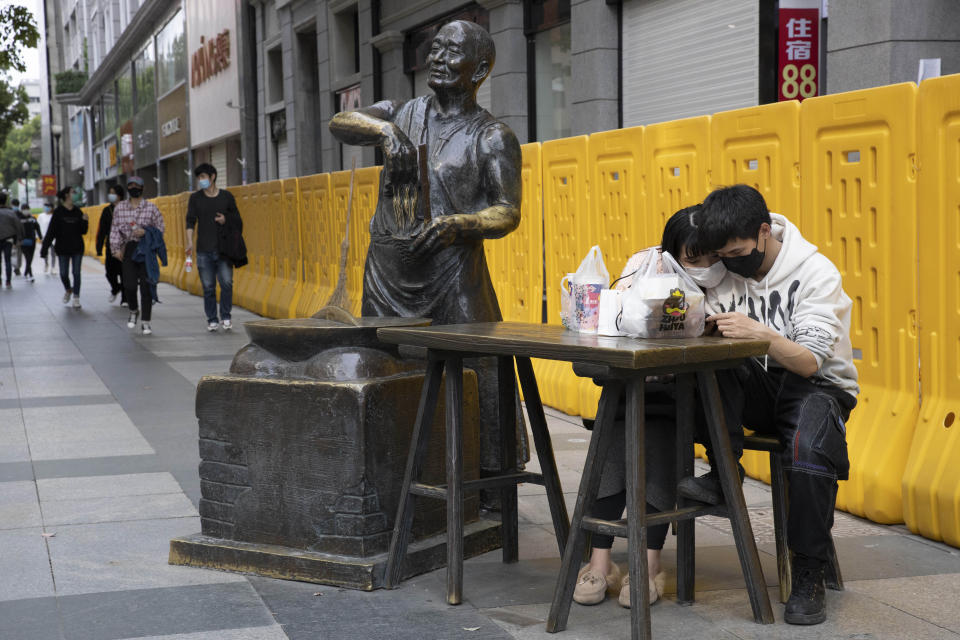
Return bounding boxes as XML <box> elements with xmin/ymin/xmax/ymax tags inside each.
<box><xmin>680</xmin><ymin>184</ymin><xmax>859</xmax><ymax>626</ymax></box>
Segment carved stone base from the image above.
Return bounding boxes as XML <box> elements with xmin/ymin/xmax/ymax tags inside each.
<box><xmin>169</xmin><ymin>518</ymin><xmax>502</xmax><ymax>591</ymax></box>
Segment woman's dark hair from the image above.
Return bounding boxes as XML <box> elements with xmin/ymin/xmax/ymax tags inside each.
<box><xmin>109</xmin><ymin>184</ymin><xmax>125</xmax><ymax>200</ymax></box>
<box><xmin>661</xmin><ymin>205</ymin><xmax>704</xmax><ymax>261</ymax></box>
<box><xmin>57</xmin><ymin>187</ymin><xmax>73</xmax><ymax>201</ymax></box>
<box><xmin>697</xmin><ymin>184</ymin><xmax>771</xmax><ymax>251</ymax></box>
<box><xmin>194</xmin><ymin>162</ymin><xmax>217</xmax><ymax>181</ymax></box>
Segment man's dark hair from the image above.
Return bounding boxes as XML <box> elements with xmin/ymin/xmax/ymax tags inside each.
<box><xmin>194</xmin><ymin>163</ymin><xmax>217</xmax><ymax>181</ymax></box>
<box><xmin>0</xmin><ymin>192</ymin><xmax>7</xmax><ymax>206</ymax></box>
<box><xmin>11</xmin><ymin>199</ymin><xmax>19</xmax><ymax>207</ymax></box>
<box><xmin>697</xmin><ymin>184</ymin><xmax>771</xmax><ymax>251</ymax></box>
<box><xmin>110</xmin><ymin>184</ymin><xmax>125</xmax><ymax>200</ymax></box>
<box><xmin>661</xmin><ymin>205</ymin><xmax>704</xmax><ymax>261</ymax></box>
<box><xmin>20</xmin><ymin>202</ymin><xmax>29</xmax><ymax>210</ymax></box>
<box><xmin>57</xmin><ymin>187</ymin><xmax>72</xmax><ymax>201</ymax></box>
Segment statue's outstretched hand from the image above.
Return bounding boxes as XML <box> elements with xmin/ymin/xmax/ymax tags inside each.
<box><xmin>382</xmin><ymin>125</ymin><xmax>417</xmax><ymax>188</ymax></box>
<box><xmin>411</xmin><ymin>216</ymin><xmax>461</xmax><ymax>257</ymax></box>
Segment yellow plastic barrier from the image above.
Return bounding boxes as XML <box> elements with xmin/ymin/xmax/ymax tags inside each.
<box><xmin>644</xmin><ymin>115</ymin><xmax>711</xmax><ymax>232</ymax></box>
<box><xmin>800</xmin><ymin>83</ymin><xmax>919</xmax><ymax>523</ymax></box>
<box><xmin>161</xmin><ymin>195</ymin><xmax>181</xmax><ymax>287</ymax></box>
<box><xmin>486</xmin><ymin>142</ymin><xmax>544</xmax><ymax>324</ymax></box>
<box><xmin>151</xmin><ymin>196</ymin><xmax>173</xmax><ymax>283</ymax></box>
<box><xmin>331</xmin><ymin>166</ymin><xmax>381</xmax><ymax>318</ymax></box>
<box><xmin>902</xmin><ymin>74</ymin><xmax>960</xmax><ymax>545</ymax></box>
<box><xmin>83</xmin><ymin>206</ymin><xmax>102</xmax><ymax>259</ymax></box>
<box><xmin>711</xmin><ymin>101</ymin><xmax>802</xmax><ymax>482</ymax></box>
<box><xmin>263</xmin><ymin>178</ymin><xmax>303</xmax><ymax>318</ymax></box>
<box><xmin>232</xmin><ymin>182</ymin><xmax>279</xmax><ymax>316</ymax></box>
<box><xmin>295</xmin><ymin>173</ymin><xmax>335</xmax><ymax>317</ymax></box>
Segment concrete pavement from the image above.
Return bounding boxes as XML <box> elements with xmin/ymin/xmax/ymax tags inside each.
<box><xmin>1</xmin><ymin>257</ymin><xmax>958</xmax><ymax>640</ymax></box>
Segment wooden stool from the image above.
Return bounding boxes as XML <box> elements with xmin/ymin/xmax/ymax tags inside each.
<box><xmin>384</xmin><ymin>354</ymin><xmax>570</xmax><ymax>604</ymax></box>
<box><xmin>742</xmin><ymin>434</ymin><xmax>845</xmax><ymax>604</ymax></box>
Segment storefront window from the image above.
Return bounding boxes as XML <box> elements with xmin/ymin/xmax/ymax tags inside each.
<box><xmin>135</xmin><ymin>44</ymin><xmax>155</xmax><ymax>113</ymax></box>
<box><xmin>116</xmin><ymin>68</ymin><xmax>133</xmax><ymax>123</ymax></box>
<box><xmin>527</xmin><ymin>0</ymin><xmax>571</xmax><ymax>142</ymax></box>
<box><xmin>156</xmin><ymin>9</ymin><xmax>186</xmax><ymax>96</ymax></box>
<box><xmin>103</xmin><ymin>88</ymin><xmax>117</xmax><ymax>133</ymax></box>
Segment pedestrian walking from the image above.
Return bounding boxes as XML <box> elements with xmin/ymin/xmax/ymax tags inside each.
<box><xmin>18</xmin><ymin>206</ymin><xmax>42</xmax><ymax>282</ymax></box>
<box><xmin>10</xmin><ymin>198</ymin><xmax>22</xmax><ymax>276</ymax></box>
<box><xmin>96</xmin><ymin>184</ymin><xmax>127</xmax><ymax>304</ymax></box>
<box><xmin>40</xmin><ymin>187</ymin><xmax>89</xmax><ymax>308</ymax></box>
<box><xmin>37</xmin><ymin>202</ymin><xmax>55</xmax><ymax>274</ymax></box>
<box><xmin>185</xmin><ymin>162</ymin><xmax>243</xmax><ymax>332</ymax></box>
<box><xmin>110</xmin><ymin>176</ymin><xmax>165</xmax><ymax>335</ymax></box>
<box><xmin>0</xmin><ymin>193</ymin><xmax>24</xmax><ymax>288</ymax></box>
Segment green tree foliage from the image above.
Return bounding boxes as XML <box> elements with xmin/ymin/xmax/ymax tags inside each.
<box><xmin>0</xmin><ymin>76</ymin><xmax>28</xmax><ymax>149</ymax></box>
<box><xmin>0</xmin><ymin>115</ymin><xmax>40</xmax><ymax>188</ymax></box>
<box><xmin>0</xmin><ymin>5</ymin><xmax>39</xmax><ymax>73</ymax></box>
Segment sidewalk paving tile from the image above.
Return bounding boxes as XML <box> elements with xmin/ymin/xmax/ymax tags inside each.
<box><xmin>0</xmin><ymin>480</ymin><xmax>42</xmax><ymax>529</ymax></box>
<box><xmin>41</xmin><ymin>492</ymin><xmax>198</xmax><ymax>526</ymax></box>
<box><xmin>0</xmin><ymin>527</ymin><xmax>56</xmax><ymax>601</ymax></box>
<box><xmin>15</xmin><ymin>364</ymin><xmax>110</xmax><ymax>398</ymax></box>
<box><xmin>37</xmin><ymin>472</ymin><xmax>183</xmax><ymax>502</ymax></box>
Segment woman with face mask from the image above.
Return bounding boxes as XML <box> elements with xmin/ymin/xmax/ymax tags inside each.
<box><xmin>37</xmin><ymin>202</ymin><xmax>55</xmax><ymax>274</ymax></box>
<box><xmin>96</xmin><ymin>184</ymin><xmax>127</xmax><ymax>305</ymax></box>
<box><xmin>573</xmin><ymin>206</ymin><xmax>742</xmax><ymax>611</ymax></box>
<box><xmin>40</xmin><ymin>187</ymin><xmax>89</xmax><ymax>308</ymax></box>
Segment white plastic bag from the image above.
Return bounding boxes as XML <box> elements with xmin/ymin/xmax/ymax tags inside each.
<box><xmin>560</xmin><ymin>246</ymin><xmax>610</xmax><ymax>333</ymax></box>
<box><xmin>619</xmin><ymin>250</ymin><xmax>705</xmax><ymax>339</ymax></box>
<box><xmin>597</xmin><ymin>289</ymin><xmax>625</xmax><ymax>336</ymax></box>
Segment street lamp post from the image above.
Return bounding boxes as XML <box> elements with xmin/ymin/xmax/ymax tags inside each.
<box><xmin>21</xmin><ymin>161</ymin><xmax>29</xmax><ymax>208</ymax></box>
<box><xmin>51</xmin><ymin>124</ymin><xmax>62</xmax><ymax>189</ymax></box>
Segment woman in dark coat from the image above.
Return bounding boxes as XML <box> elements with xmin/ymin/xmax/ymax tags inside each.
<box><xmin>96</xmin><ymin>184</ymin><xmax>126</xmax><ymax>304</ymax></box>
<box><xmin>41</xmin><ymin>187</ymin><xmax>88</xmax><ymax>308</ymax></box>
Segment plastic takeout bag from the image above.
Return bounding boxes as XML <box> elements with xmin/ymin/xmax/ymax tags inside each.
<box><xmin>560</xmin><ymin>245</ymin><xmax>610</xmax><ymax>333</ymax></box>
<box><xmin>618</xmin><ymin>250</ymin><xmax>705</xmax><ymax>338</ymax></box>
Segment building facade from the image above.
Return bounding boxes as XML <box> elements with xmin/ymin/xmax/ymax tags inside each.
<box><xmin>43</xmin><ymin>0</ymin><xmax>960</xmax><ymax>205</ymax></box>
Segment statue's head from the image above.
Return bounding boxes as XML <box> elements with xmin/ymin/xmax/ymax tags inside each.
<box><xmin>427</xmin><ymin>20</ymin><xmax>495</xmax><ymax>98</ymax></box>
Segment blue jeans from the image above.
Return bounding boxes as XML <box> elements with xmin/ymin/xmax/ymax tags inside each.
<box><xmin>58</xmin><ymin>253</ymin><xmax>83</xmax><ymax>295</ymax></box>
<box><xmin>197</xmin><ymin>251</ymin><xmax>233</xmax><ymax>323</ymax></box>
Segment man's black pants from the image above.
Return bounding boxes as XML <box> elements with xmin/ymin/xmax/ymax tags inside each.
<box><xmin>716</xmin><ymin>360</ymin><xmax>856</xmax><ymax>563</ymax></box>
<box><xmin>104</xmin><ymin>252</ymin><xmax>124</xmax><ymax>298</ymax></box>
<box><xmin>122</xmin><ymin>243</ymin><xmax>152</xmax><ymax>322</ymax></box>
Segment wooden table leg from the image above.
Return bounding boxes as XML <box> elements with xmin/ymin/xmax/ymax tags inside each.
<box><xmin>697</xmin><ymin>370</ymin><xmax>775</xmax><ymax>624</ymax></box>
<box><xmin>625</xmin><ymin>378</ymin><xmax>651</xmax><ymax>640</ymax></box>
<box><xmin>675</xmin><ymin>373</ymin><xmax>696</xmax><ymax>605</ymax></box>
<box><xmin>498</xmin><ymin>356</ymin><xmax>519</xmax><ymax>564</ymax></box>
<box><xmin>446</xmin><ymin>356</ymin><xmax>465</xmax><ymax>605</ymax></box>
<box><xmin>516</xmin><ymin>356</ymin><xmax>570</xmax><ymax>555</ymax></box>
<box><xmin>546</xmin><ymin>382</ymin><xmax>622</xmax><ymax>633</ymax></box>
<box><xmin>385</xmin><ymin>358</ymin><xmax>445</xmax><ymax>588</ymax></box>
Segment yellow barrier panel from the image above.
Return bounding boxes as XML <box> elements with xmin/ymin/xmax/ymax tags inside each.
<box><xmin>83</xmin><ymin>206</ymin><xmax>102</xmax><ymax>259</ymax></box>
<box><xmin>231</xmin><ymin>183</ymin><xmax>272</xmax><ymax>315</ymax></box>
<box><xmin>903</xmin><ymin>74</ymin><xmax>960</xmax><ymax>545</ymax></box>
<box><xmin>295</xmin><ymin>173</ymin><xmax>335</xmax><ymax>317</ymax></box>
<box><xmin>486</xmin><ymin>142</ymin><xmax>544</xmax><ymax>324</ymax></box>
<box><xmin>263</xmin><ymin>178</ymin><xmax>303</xmax><ymax>318</ymax></box>
<box><xmin>331</xmin><ymin>166</ymin><xmax>381</xmax><ymax>318</ymax></box>
<box><xmin>161</xmin><ymin>195</ymin><xmax>181</xmax><ymax>286</ymax></box>
<box><xmin>644</xmin><ymin>115</ymin><xmax>711</xmax><ymax>233</ymax></box>
<box><xmin>539</xmin><ymin>136</ymin><xmax>591</xmax><ymax>417</ymax></box>
<box><xmin>151</xmin><ymin>196</ymin><xmax>172</xmax><ymax>282</ymax></box>
<box><xmin>800</xmin><ymin>83</ymin><xmax>919</xmax><ymax>523</ymax></box>
<box><xmin>711</xmin><ymin>101</ymin><xmax>801</xmax><ymax>482</ymax></box>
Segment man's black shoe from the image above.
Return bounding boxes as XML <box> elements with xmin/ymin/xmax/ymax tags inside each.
<box><xmin>784</xmin><ymin>554</ymin><xmax>827</xmax><ymax>625</ymax></box>
<box><xmin>677</xmin><ymin>464</ymin><xmax>746</xmax><ymax>505</ymax></box>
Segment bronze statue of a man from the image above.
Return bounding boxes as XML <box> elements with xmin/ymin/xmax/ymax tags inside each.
<box><xmin>329</xmin><ymin>20</ymin><xmax>522</xmax><ymax>324</ymax></box>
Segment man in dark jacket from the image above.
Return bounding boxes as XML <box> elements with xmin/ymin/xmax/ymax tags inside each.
<box><xmin>96</xmin><ymin>184</ymin><xmax>127</xmax><ymax>304</ymax></box>
<box><xmin>41</xmin><ymin>187</ymin><xmax>89</xmax><ymax>307</ymax></box>
<box><xmin>185</xmin><ymin>162</ymin><xmax>242</xmax><ymax>332</ymax></box>
<box><xmin>0</xmin><ymin>192</ymin><xmax>24</xmax><ymax>288</ymax></box>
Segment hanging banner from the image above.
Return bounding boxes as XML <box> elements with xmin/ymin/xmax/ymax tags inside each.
<box><xmin>778</xmin><ymin>0</ymin><xmax>820</xmax><ymax>102</ymax></box>
<box><xmin>40</xmin><ymin>174</ymin><xmax>57</xmax><ymax>196</ymax></box>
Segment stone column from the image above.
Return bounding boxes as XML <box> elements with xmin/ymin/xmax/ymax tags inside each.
<box><xmin>372</xmin><ymin>30</ymin><xmax>411</xmax><ymax>103</ymax></box>
<box><xmin>478</xmin><ymin>0</ymin><xmax>529</xmax><ymax>143</ymax></box>
<box><xmin>569</xmin><ymin>0</ymin><xmax>619</xmax><ymax>136</ymax></box>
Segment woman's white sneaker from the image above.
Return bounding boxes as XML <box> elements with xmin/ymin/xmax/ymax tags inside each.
<box><xmin>207</xmin><ymin>321</ymin><xmax>219</xmax><ymax>332</ymax></box>
<box><xmin>71</xmin><ymin>296</ymin><xmax>81</xmax><ymax>309</ymax></box>
<box><xmin>141</xmin><ymin>323</ymin><xmax>152</xmax><ymax>335</ymax></box>
<box><xmin>222</xmin><ymin>319</ymin><xmax>232</xmax><ymax>330</ymax></box>
<box><xmin>127</xmin><ymin>310</ymin><xmax>139</xmax><ymax>329</ymax></box>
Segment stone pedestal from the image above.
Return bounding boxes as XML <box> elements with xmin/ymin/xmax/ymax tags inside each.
<box><xmin>169</xmin><ymin>318</ymin><xmax>501</xmax><ymax>588</ymax></box>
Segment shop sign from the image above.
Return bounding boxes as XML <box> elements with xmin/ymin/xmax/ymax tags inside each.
<box><xmin>778</xmin><ymin>0</ymin><xmax>820</xmax><ymax>102</ymax></box>
<box><xmin>40</xmin><ymin>174</ymin><xmax>57</xmax><ymax>196</ymax></box>
<box><xmin>161</xmin><ymin>117</ymin><xmax>181</xmax><ymax>137</ymax></box>
<box><xmin>191</xmin><ymin>29</ymin><xmax>231</xmax><ymax>88</ymax></box>
<box><xmin>159</xmin><ymin>84</ymin><xmax>189</xmax><ymax>156</ymax></box>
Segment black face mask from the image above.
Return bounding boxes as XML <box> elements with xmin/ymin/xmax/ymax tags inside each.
<box><xmin>721</xmin><ymin>234</ymin><xmax>766</xmax><ymax>279</ymax></box>
<box><xmin>128</xmin><ymin>187</ymin><xmax>142</xmax><ymax>198</ymax></box>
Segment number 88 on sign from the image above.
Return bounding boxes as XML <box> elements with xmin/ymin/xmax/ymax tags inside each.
<box><xmin>778</xmin><ymin>1</ymin><xmax>820</xmax><ymax>102</ymax></box>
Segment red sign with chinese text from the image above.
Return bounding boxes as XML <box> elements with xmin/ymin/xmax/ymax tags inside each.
<box><xmin>40</xmin><ymin>174</ymin><xmax>57</xmax><ymax>196</ymax></box>
<box><xmin>778</xmin><ymin>5</ymin><xmax>820</xmax><ymax>102</ymax></box>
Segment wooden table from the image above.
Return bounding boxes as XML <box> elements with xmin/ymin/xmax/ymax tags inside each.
<box><xmin>378</xmin><ymin>322</ymin><xmax>774</xmax><ymax>639</ymax></box>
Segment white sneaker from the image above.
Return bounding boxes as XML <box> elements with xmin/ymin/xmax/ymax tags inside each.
<box><xmin>207</xmin><ymin>321</ymin><xmax>219</xmax><ymax>332</ymax></box>
<box><xmin>141</xmin><ymin>322</ymin><xmax>152</xmax><ymax>335</ymax></box>
<box><xmin>62</xmin><ymin>291</ymin><xmax>71</xmax><ymax>304</ymax></box>
<box><xmin>127</xmin><ymin>310</ymin><xmax>139</xmax><ymax>329</ymax></box>
<box><xmin>222</xmin><ymin>319</ymin><xmax>232</xmax><ymax>331</ymax></box>
<box><xmin>109</xmin><ymin>292</ymin><xmax>118</xmax><ymax>303</ymax></box>
<box><xmin>71</xmin><ymin>295</ymin><xmax>81</xmax><ymax>309</ymax></box>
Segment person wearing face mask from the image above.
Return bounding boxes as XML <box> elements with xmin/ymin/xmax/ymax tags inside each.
<box><xmin>573</xmin><ymin>206</ymin><xmax>744</xmax><ymax>610</ymax></box>
<box><xmin>18</xmin><ymin>204</ymin><xmax>42</xmax><ymax>282</ymax></box>
<box><xmin>0</xmin><ymin>192</ymin><xmax>24</xmax><ymax>288</ymax></box>
<box><xmin>96</xmin><ymin>184</ymin><xmax>127</xmax><ymax>304</ymax></box>
<box><xmin>185</xmin><ymin>163</ymin><xmax>242</xmax><ymax>332</ymax></box>
<box><xmin>109</xmin><ymin>176</ymin><xmax>165</xmax><ymax>335</ymax></box>
<box><xmin>37</xmin><ymin>202</ymin><xmax>55</xmax><ymax>274</ymax></box>
<box><xmin>41</xmin><ymin>187</ymin><xmax>89</xmax><ymax>307</ymax></box>
<box><xmin>681</xmin><ymin>184</ymin><xmax>859</xmax><ymax>627</ymax></box>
